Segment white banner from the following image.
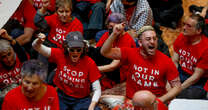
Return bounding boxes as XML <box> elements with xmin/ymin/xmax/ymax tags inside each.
<box><xmin>169</xmin><ymin>99</ymin><xmax>208</xmax><ymax>110</ymax></box>
<box><xmin>0</xmin><ymin>0</ymin><xmax>22</xmax><ymax>28</ymax></box>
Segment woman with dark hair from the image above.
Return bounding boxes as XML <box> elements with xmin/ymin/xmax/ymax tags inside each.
<box><xmin>32</xmin><ymin>31</ymin><xmax>102</xmax><ymax>110</ymax></box>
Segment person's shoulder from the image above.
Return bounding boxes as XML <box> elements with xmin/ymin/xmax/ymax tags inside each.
<box><xmin>46</xmin><ymin>84</ymin><xmax>57</xmax><ymax>93</ymax></box>
<box><xmin>5</xmin><ymin>86</ymin><xmax>21</xmax><ymax>98</ymax></box>
<box><xmin>156</xmin><ymin>50</ymin><xmax>171</xmax><ymax>60</ymax></box>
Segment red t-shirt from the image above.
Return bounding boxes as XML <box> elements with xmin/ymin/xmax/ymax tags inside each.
<box><xmin>96</xmin><ymin>32</ymin><xmax>136</xmax><ymax>82</ymax></box>
<box><xmin>2</xmin><ymin>85</ymin><xmax>59</xmax><ymax>110</ymax></box>
<box><xmin>49</xmin><ymin>48</ymin><xmax>102</xmax><ymax>98</ymax></box>
<box><xmin>204</xmin><ymin>80</ymin><xmax>208</xmax><ymax>92</ymax></box>
<box><xmin>33</xmin><ymin>0</ymin><xmax>55</xmax><ymax>12</ymax></box>
<box><xmin>11</xmin><ymin>0</ymin><xmax>36</xmax><ymax>30</ymax></box>
<box><xmin>0</xmin><ymin>55</ymin><xmax>22</xmax><ymax>88</ymax></box>
<box><xmin>45</xmin><ymin>14</ymin><xmax>83</xmax><ymax>48</ymax></box>
<box><xmin>174</xmin><ymin>33</ymin><xmax>208</xmax><ymax>77</ymax></box>
<box><xmin>157</xmin><ymin>98</ymin><xmax>168</xmax><ymax>110</ymax></box>
<box><xmin>96</xmin><ymin>32</ymin><xmax>136</xmax><ymax>48</ymax></box>
<box><xmin>76</xmin><ymin>0</ymin><xmax>101</xmax><ymax>4</ymax></box>
<box><xmin>121</xmin><ymin>48</ymin><xmax>179</xmax><ymax>99</ymax></box>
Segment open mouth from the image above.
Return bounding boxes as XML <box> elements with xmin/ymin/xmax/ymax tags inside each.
<box><xmin>148</xmin><ymin>45</ymin><xmax>155</xmax><ymax>50</ymax></box>
<box><xmin>72</xmin><ymin>55</ymin><xmax>79</xmax><ymax>59</ymax></box>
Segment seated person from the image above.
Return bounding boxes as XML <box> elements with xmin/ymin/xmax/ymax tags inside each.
<box><xmin>100</xmin><ymin>25</ymin><xmax>181</xmax><ymax>109</ymax></box>
<box><xmin>34</xmin><ymin>0</ymin><xmax>83</xmax><ymax>48</ymax></box>
<box><xmin>131</xmin><ymin>90</ymin><xmax>168</xmax><ymax>110</ymax></box>
<box><xmin>3</xmin><ymin>0</ymin><xmax>37</xmax><ymax>58</ymax></box>
<box><xmin>88</xmin><ymin>13</ymin><xmax>136</xmax><ymax>90</ymax></box>
<box><xmin>32</xmin><ymin>32</ymin><xmax>102</xmax><ymax>110</ymax></box>
<box><xmin>2</xmin><ymin>59</ymin><xmax>60</xmax><ymax>110</ymax></box>
<box><xmin>0</xmin><ymin>29</ymin><xmax>29</xmax><ymax>108</ymax></box>
<box><xmin>172</xmin><ymin>14</ymin><xmax>208</xmax><ymax>99</ymax></box>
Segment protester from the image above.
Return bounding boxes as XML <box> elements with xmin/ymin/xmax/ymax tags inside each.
<box><xmin>34</xmin><ymin>0</ymin><xmax>83</xmax><ymax>48</ymax></box>
<box><xmin>100</xmin><ymin>25</ymin><xmax>181</xmax><ymax>108</ymax></box>
<box><xmin>32</xmin><ymin>31</ymin><xmax>102</xmax><ymax>110</ymax></box>
<box><xmin>2</xmin><ymin>59</ymin><xmax>60</xmax><ymax>110</ymax></box>
<box><xmin>93</xmin><ymin>13</ymin><xmax>136</xmax><ymax>88</ymax></box>
<box><xmin>0</xmin><ymin>29</ymin><xmax>29</xmax><ymax>108</ymax></box>
<box><xmin>172</xmin><ymin>14</ymin><xmax>208</xmax><ymax>99</ymax></box>
<box><xmin>132</xmin><ymin>90</ymin><xmax>168</xmax><ymax>110</ymax></box>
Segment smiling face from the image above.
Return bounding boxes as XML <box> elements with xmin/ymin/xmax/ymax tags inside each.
<box><xmin>57</xmin><ymin>4</ymin><xmax>72</xmax><ymax>23</ymax></box>
<box><xmin>139</xmin><ymin>30</ymin><xmax>158</xmax><ymax>57</ymax></box>
<box><xmin>68</xmin><ymin>47</ymin><xmax>83</xmax><ymax>63</ymax></box>
<box><xmin>21</xmin><ymin>74</ymin><xmax>42</xmax><ymax>99</ymax></box>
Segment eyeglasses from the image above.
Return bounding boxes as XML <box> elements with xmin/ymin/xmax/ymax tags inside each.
<box><xmin>68</xmin><ymin>48</ymin><xmax>82</xmax><ymax>53</ymax></box>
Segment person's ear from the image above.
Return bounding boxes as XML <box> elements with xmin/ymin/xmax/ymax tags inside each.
<box><xmin>196</xmin><ymin>28</ymin><xmax>202</xmax><ymax>34</ymax></box>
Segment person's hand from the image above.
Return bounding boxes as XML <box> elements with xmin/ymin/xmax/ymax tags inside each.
<box><xmin>37</xmin><ymin>33</ymin><xmax>46</xmax><ymax>44</ymax></box>
<box><xmin>105</xmin><ymin>1</ymin><xmax>111</xmax><ymax>14</ymax></box>
<box><xmin>112</xmin><ymin>22</ymin><xmax>125</xmax><ymax>36</ymax></box>
<box><xmin>127</xmin><ymin>29</ymin><xmax>137</xmax><ymax>38</ymax></box>
<box><xmin>0</xmin><ymin>29</ymin><xmax>12</xmax><ymax>40</ymax></box>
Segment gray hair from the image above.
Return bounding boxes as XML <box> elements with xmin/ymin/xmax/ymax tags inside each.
<box><xmin>21</xmin><ymin>60</ymin><xmax>47</xmax><ymax>82</ymax></box>
<box><xmin>0</xmin><ymin>39</ymin><xmax>12</xmax><ymax>54</ymax></box>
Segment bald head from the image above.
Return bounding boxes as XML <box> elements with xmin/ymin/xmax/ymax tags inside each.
<box><xmin>132</xmin><ymin>90</ymin><xmax>156</xmax><ymax>108</ymax></box>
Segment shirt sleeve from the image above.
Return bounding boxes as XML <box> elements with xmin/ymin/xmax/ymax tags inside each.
<box><xmin>196</xmin><ymin>49</ymin><xmax>208</xmax><ymax>70</ymax></box>
<box><xmin>23</xmin><ymin>0</ymin><xmax>37</xmax><ymax>30</ymax></box>
<box><xmin>2</xmin><ymin>94</ymin><xmax>16</xmax><ymax>110</ymax></box>
<box><xmin>95</xmin><ymin>32</ymin><xmax>108</xmax><ymax>47</ymax></box>
<box><xmin>49</xmin><ymin>48</ymin><xmax>63</xmax><ymax>63</ymax></box>
<box><xmin>88</xmin><ymin>58</ymin><xmax>102</xmax><ymax>83</ymax></box>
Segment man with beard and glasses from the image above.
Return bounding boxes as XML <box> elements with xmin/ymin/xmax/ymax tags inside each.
<box><xmin>88</xmin><ymin>13</ymin><xmax>136</xmax><ymax>91</ymax></box>
<box><xmin>0</xmin><ymin>29</ymin><xmax>29</xmax><ymax>108</ymax></box>
<box><xmin>100</xmin><ymin>25</ymin><xmax>181</xmax><ymax>109</ymax></box>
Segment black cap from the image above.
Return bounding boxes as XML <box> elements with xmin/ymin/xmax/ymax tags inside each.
<box><xmin>65</xmin><ymin>31</ymin><xmax>84</xmax><ymax>48</ymax></box>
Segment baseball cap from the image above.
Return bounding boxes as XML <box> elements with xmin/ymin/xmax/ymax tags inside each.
<box><xmin>65</xmin><ymin>31</ymin><xmax>84</xmax><ymax>48</ymax></box>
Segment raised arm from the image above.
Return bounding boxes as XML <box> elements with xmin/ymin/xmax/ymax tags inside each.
<box><xmin>100</xmin><ymin>23</ymin><xmax>125</xmax><ymax>60</ymax></box>
<box><xmin>32</xmin><ymin>33</ymin><xmax>51</xmax><ymax>58</ymax></box>
<box><xmin>0</xmin><ymin>29</ymin><xmax>28</xmax><ymax>62</ymax></box>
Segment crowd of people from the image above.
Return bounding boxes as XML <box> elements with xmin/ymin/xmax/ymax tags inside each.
<box><xmin>0</xmin><ymin>0</ymin><xmax>208</xmax><ymax>110</ymax></box>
